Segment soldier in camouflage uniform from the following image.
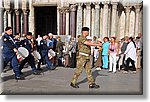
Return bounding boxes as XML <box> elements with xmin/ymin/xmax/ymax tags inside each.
<box><xmin>70</xmin><ymin>27</ymin><xmax>102</xmax><ymax>88</ymax></box>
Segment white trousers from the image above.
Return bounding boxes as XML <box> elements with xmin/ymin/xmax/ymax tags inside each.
<box><xmin>109</xmin><ymin>53</ymin><xmax>117</xmax><ymax>72</ymax></box>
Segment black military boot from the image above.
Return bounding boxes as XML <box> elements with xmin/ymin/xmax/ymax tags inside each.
<box><xmin>89</xmin><ymin>83</ymin><xmax>100</xmax><ymax>88</ymax></box>
<box><xmin>70</xmin><ymin>82</ymin><xmax>79</xmax><ymax>88</ymax></box>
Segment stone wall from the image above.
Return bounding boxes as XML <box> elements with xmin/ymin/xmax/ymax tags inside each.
<box><xmin>0</xmin><ymin>0</ymin><xmax>143</xmax><ymax>40</ymax></box>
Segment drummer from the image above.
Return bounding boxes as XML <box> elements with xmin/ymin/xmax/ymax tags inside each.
<box><xmin>40</xmin><ymin>35</ymin><xmax>55</xmax><ymax>70</ymax></box>
<box><xmin>14</xmin><ymin>33</ymin><xmax>21</xmax><ymax>48</ymax></box>
<box><xmin>2</xmin><ymin>27</ymin><xmax>24</xmax><ymax>80</ymax></box>
<box><xmin>19</xmin><ymin>32</ymin><xmax>40</xmax><ymax>75</ymax></box>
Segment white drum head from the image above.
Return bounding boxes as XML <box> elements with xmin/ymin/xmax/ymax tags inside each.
<box><xmin>18</xmin><ymin>47</ymin><xmax>29</xmax><ymax>58</ymax></box>
<box><xmin>33</xmin><ymin>50</ymin><xmax>41</xmax><ymax>59</ymax></box>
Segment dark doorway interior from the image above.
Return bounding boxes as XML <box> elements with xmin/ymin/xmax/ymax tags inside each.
<box><xmin>35</xmin><ymin>6</ymin><xmax>57</xmax><ymax>37</ymax></box>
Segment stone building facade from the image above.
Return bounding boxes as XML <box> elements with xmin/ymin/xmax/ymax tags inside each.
<box><xmin>0</xmin><ymin>0</ymin><xmax>143</xmax><ymax>40</ymax></box>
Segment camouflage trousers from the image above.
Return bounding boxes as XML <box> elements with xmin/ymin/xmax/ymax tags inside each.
<box><xmin>71</xmin><ymin>55</ymin><xmax>95</xmax><ymax>85</ymax></box>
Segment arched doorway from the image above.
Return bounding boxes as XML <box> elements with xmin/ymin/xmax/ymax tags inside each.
<box><xmin>34</xmin><ymin>6</ymin><xmax>57</xmax><ymax>37</ymax></box>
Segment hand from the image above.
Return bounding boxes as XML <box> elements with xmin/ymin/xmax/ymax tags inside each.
<box><xmin>13</xmin><ymin>48</ymin><xmax>18</xmax><ymax>53</ymax></box>
<box><xmin>97</xmin><ymin>43</ymin><xmax>102</xmax><ymax>46</ymax></box>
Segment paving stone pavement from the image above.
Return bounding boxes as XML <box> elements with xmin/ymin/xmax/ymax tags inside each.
<box><xmin>0</xmin><ymin>66</ymin><xmax>142</xmax><ymax>95</ymax></box>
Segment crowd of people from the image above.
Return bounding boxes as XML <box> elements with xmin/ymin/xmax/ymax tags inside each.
<box><xmin>0</xmin><ymin>26</ymin><xmax>143</xmax><ymax>88</ymax></box>
<box><xmin>91</xmin><ymin>34</ymin><xmax>143</xmax><ymax>74</ymax></box>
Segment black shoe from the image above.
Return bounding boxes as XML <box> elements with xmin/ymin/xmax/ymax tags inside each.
<box><xmin>70</xmin><ymin>83</ymin><xmax>79</xmax><ymax>88</ymax></box>
<box><xmin>33</xmin><ymin>71</ymin><xmax>41</xmax><ymax>75</ymax></box>
<box><xmin>37</xmin><ymin>68</ymin><xmax>43</xmax><ymax>71</ymax></box>
<box><xmin>15</xmin><ymin>76</ymin><xmax>25</xmax><ymax>80</ymax></box>
<box><xmin>48</xmin><ymin>66</ymin><xmax>56</xmax><ymax>71</ymax></box>
<box><xmin>89</xmin><ymin>83</ymin><xmax>100</xmax><ymax>88</ymax></box>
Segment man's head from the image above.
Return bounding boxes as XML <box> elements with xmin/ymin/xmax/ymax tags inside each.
<box><xmin>48</xmin><ymin>33</ymin><xmax>53</xmax><ymax>39</ymax></box>
<box><xmin>82</xmin><ymin>27</ymin><xmax>89</xmax><ymax>37</ymax></box>
<box><xmin>129</xmin><ymin>37</ymin><xmax>133</xmax><ymax>42</ymax></box>
<box><xmin>124</xmin><ymin>36</ymin><xmax>129</xmax><ymax>41</ymax></box>
<box><xmin>43</xmin><ymin>35</ymin><xmax>48</xmax><ymax>40</ymax></box>
<box><xmin>26</xmin><ymin>32</ymin><xmax>33</xmax><ymax>39</ymax></box>
<box><xmin>14</xmin><ymin>33</ymin><xmax>20</xmax><ymax>39</ymax></box>
<box><xmin>57</xmin><ymin>36</ymin><xmax>61</xmax><ymax>41</ymax></box>
<box><xmin>38</xmin><ymin>35</ymin><xmax>41</xmax><ymax>38</ymax></box>
<box><xmin>5</xmin><ymin>27</ymin><xmax>12</xmax><ymax>35</ymax></box>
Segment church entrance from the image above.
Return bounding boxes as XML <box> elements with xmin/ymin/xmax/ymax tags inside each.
<box><xmin>34</xmin><ymin>6</ymin><xmax>57</xmax><ymax>37</ymax></box>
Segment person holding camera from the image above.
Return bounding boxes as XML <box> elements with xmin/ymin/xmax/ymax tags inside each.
<box><xmin>109</xmin><ymin>37</ymin><xmax>119</xmax><ymax>73</ymax></box>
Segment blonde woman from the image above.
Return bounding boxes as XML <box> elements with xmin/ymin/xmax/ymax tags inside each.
<box><xmin>109</xmin><ymin>37</ymin><xmax>119</xmax><ymax>73</ymax></box>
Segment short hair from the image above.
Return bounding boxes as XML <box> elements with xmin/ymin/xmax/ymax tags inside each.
<box><xmin>82</xmin><ymin>27</ymin><xmax>89</xmax><ymax>32</ymax></box>
<box><xmin>129</xmin><ymin>37</ymin><xmax>134</xmax><ymax>41</ymax></box>
<box><xmin>27</xmin><ymin>32</ymin><xmax>32</xmax><ymax>36</ymax></box>
<box><xmin>5</xmin><ymin>27</ymin><xmax>12</xmax><ymax>31</ymax></box>
<box><xmin>104</xmin><ymin>37</ymin><xmax>109</xmax><ymax>41</ymax></box>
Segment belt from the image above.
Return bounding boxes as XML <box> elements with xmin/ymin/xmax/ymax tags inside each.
<box><xmin>79</xmin><ymin>52</ymin><xmax>89</xmax><ymax>56</ymax></box>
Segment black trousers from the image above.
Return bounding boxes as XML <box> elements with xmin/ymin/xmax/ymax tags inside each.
<box><xmin>124</xmin><ymin>57</ymin><xmax>136</xmax><ymax>71</ymax></box>
<box><xmin>19</xmin><ymin>54</ymin><xmax>37</xmax><ymax>72</ymax></box>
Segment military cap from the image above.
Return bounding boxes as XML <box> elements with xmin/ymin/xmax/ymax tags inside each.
<box><xmin>27</xmin><ymin>32</ymin><xmax>32</xmax><ymax>36</ymax></box>
<box><xmin>82</xmin><ymin>27</ymin><xmax>89</xmax><ymax>31</ymax></box>
<box><xmin>5</xmin><ymin>27</ymin><xmax>12</xmax><ymax>31</ymax></box>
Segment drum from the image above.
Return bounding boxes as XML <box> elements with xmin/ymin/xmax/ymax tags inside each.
<box><xmin>48</xmin><ymin>49</ymin><xmax>56</xmax><ymax>59</ymax></box>
<box><xmin>16</xmin><ymin>47</ymin><xmax>29</xmax><ymax>63</ymax></box>
<box><xmin>32</xmin><ymin>50</ymin><xmax>41</xmax><ymax>60</ymax></box>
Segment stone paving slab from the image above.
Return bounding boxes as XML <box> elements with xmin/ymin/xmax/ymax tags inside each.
<box><xmin>0</xmin><ymin>66</ymin><xmax>142</xmax><ymax>95</ymax></box>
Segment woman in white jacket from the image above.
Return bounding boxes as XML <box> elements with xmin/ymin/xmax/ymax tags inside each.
<box><xmin>123</xmin><ymin>37</ymin><xmax>137</xmax><ymax>74</ymax></box>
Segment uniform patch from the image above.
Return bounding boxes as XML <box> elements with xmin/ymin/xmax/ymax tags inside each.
<box><xmin>4</xmin><ymin>38</ymin><xmax>7</xmax><ymax>41</ymax></box>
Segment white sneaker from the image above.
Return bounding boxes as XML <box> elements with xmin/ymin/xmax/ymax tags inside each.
<box><xmin>131</xmin><ymin>71</ymin><xmax>136</xmax><ymax>74</ymax></box>
<box><xmin>123</xmin><ymin>71</ymin><xmax>128</xmax><ymax>74</ymax></box>
<box><xmin>96</xmin><ymin>67</ymin><xmax>101</xmax><ymax>71</ymax></box>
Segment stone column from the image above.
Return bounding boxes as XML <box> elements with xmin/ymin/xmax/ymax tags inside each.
<box><xmin>139</xmin><ymin>7</ymin><xmax>143</xmax><ymax>34</ymax></box>
<box><xmin>91</xmin><ymin>6</ymin><xmax>95</xmax><ymax>38</ymax></box>
<box><xmin>100</xmin><ymin>5</ymin><xmax>103</xmax><ymax>40</ymax></box>
<box><xmin>23</xmin><ymin>10</ymin><xmax>28</xmax><ymax>34</ymax></box>
<box><xmin>62</xmin><ymin>9</ymin><xmax>66</xmax><ymax>35</ymax></box>
<box><xmin>29</xmin><ymin>0</ymin><xmax>35</xmax><ymax>35</ymax></box>
<box><xmin>134</xmin><ymin>5</ymin><xmax>141</xmax><ymax>37</ymax></box>
<box><xmin>6</xmin><ymin>9</ymin><xmax>12</xmax><ymax>27</ymax></box>
<box><xmin>117</xmin><ymin>5</ymin><xmax>123</xmax><ymax>39</ymax></box>
<box><xmin>85</xmin><ymin>3</ymin><xmax>91</xmax><ymax>35</ymax></box>
<box><xmin>102</xmin><ymin>1</ymin><xmax>109</xmax><ymax>38</ymax></box>
<box><xmin>15</xmin><ymin>10</ymin><xmax>20</xmax><ymax>33</ymax></box>
<box><xmin>76</xmin><ymin>3</ymin><xmax>83</xmax><ymax>37</ymax></box>
<box><xmin>108</xmin><ymin>5</ymin><xmax>111</xmax><ymax>37</ymax></box>
<box><xmin>83</xmin><ymin>6</ymin><xmax>86</xmax><ymax>27</ymax></box>
<box><xmin>94</xmin><ymin>2</ymin><xmax>100</xmax><ymax>37</ymax></box>
<box><xmin>111</xmin><ymin>2</ymin><xmax>118</xmax><ymax>37</ymax></box>
<box><xmin>70</xmin><ymin>4</ymin><xmax>76</xmax><ymax>38</ymax></box>
<box><xmin>59</xmin><ymin>8</ymin><xmax>63</xmax><ymax>35</ymax></box>
<box><xmin>66</xmin><ymin>7</ymin><xmax>70</xmax><ymax>35</ymax></box>
<box><xmin>3</xmin><ymin>11</ymin><xmax>7</xmax><ymax>31</ymax></box>
<box><xmin>0</xmin><ymin>0</ymin><xmax>3</xmax><ymax>34</ymax></box>
<box><xmin>125</xmin><ymin>6</ymin><xmax>131</xmax><ymax>36</ymax></box>
<box><xmin>57</xmin><ymin>7</ymin><xmax>60</xmax><ymax>35</ymax></box>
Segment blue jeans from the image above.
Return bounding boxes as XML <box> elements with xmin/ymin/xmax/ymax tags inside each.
<box><xmin>3</xmin><ymin>54</ymin><xmax>20</xmax><ymax>77</ymax></box>
<box><xmin>41</xmin><ymin>50</ymin><xmax>53</xmax><ymax>69</ymax></box>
